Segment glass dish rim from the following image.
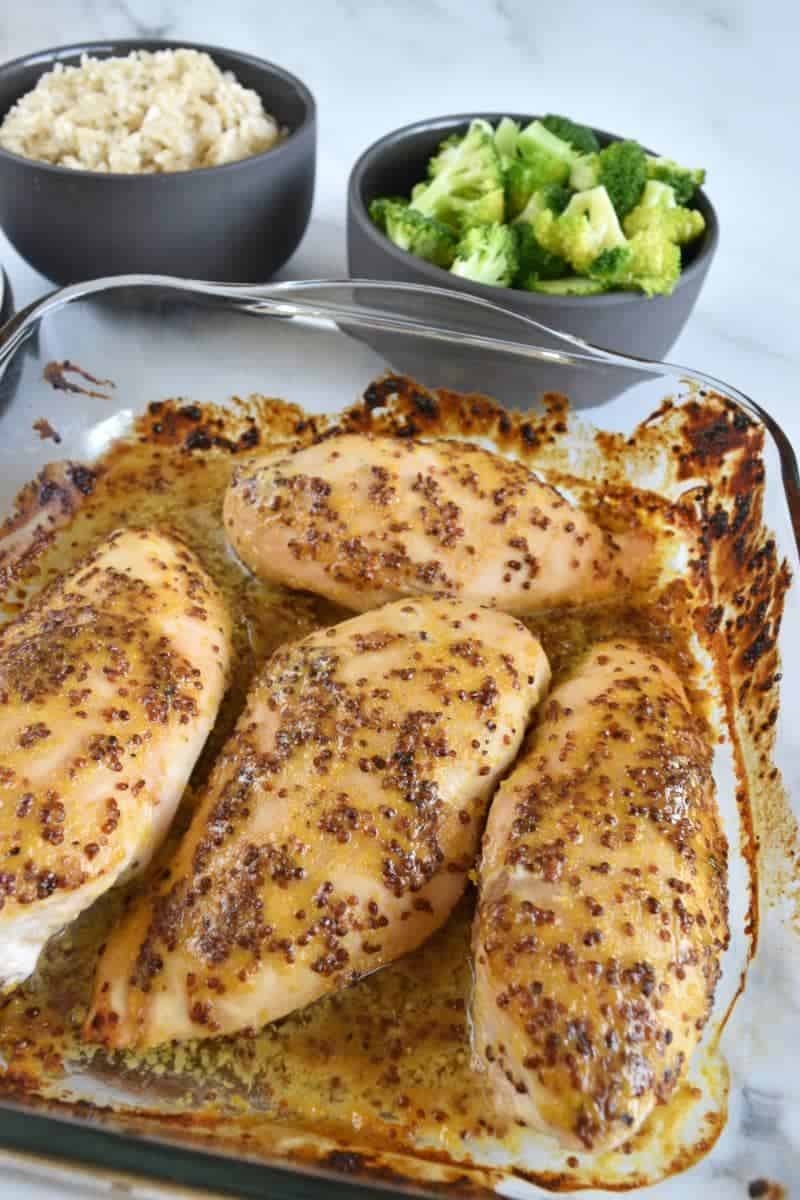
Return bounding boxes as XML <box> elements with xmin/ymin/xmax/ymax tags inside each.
<box><xmin>1</xmin><ymin>275</ymin><xmax>796</xmax><ymax>552</ymax></box>
<box><xmin>0</xmin><ymin>274</ymin><xmax>797</xmax><ymax>1199</ymax></box>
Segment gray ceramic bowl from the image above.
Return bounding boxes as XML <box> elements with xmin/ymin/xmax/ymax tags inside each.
<box><xmin>347</xmin><ymin>113</ymin><xmax>718</xmax><ymax>392</ymax></box>
<box><xmin>0</xmin><ymin>39</ymin><xmax>316</xmax><ymax>284</ymax></box>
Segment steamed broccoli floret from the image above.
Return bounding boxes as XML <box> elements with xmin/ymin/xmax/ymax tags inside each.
<box><xmin>587</xmin><ymin>230</ymin><xmax>680</xmax><ymax>296</ymax></box>
<box><xmin>369</xmin><ymin>198</ymin><xmax>458</xmax><ymax>268</ymax></box>
<box><xmin>623</xmin><ymin>180</ymin><xmax>706</xmax><ymax>244</ymax></box>
<box><xmin>527</xmin><ymin>277</ymin><xmax>607</xmax><ymax>296</ymax></box>
<box><xmin>426</xmin><ymin>133</ymin><xmax>462</xmax><ymax>176</ymax></box>
<box><xmin>572</xmin><ymin>144</ymin><xmax>699</xmax><ymax>214</ymax></box>
<box><xmin>517</xmin><ymin>120</ymin><xmax>579</xmax><ymax>186</ymax></box>
<box><xmin>570</xmin><ymin>143</ymin><xmax>649</xmax><ymax>213</ymax></box>
<box><xmin>369</xmin><ymin>197</ymin><xmax>394</xmax><ymax>230</ymax></box>
<box><xmin>450</xmin><ymin>222</ymin><xmax>518</xmax><ymax>287</ymax></box>
<box><xmin>411</xmin><ymin>181</ymin><xmax>427</xmax><ymax>205</ymax></box>
<box><xmin>597</xmin><ymin>140</ymin><xmax>648</xmax><ymax>217</ymax></box>
<box><xmin>581</xmin><ymin>190</ymin><xmax>687</xmax><ymax>295</ymax></box>
<box><xmin>588</xmin><ymin>244</ymin><xmax>634</xmax><ymax>285</ymax></box>
<box><xmin>368</xmin><ymin>194</ymin><xmax>411</xmax><ymax>221</ymax></box>
<box><xmin>427</xmin><ymin>120</ymin><xmax>492</xmax><ymax>179</ymax></box>
<box><xmin>569</xmin><ymin>153</ymin><xmax>599</xmax><ymax>192</ymax></box>
<box><xmin>410</xmin><ymin>120</ymin><xmax>505</xmax><ymax>230</ymax></box>
<box><xmin>494</xmin><ymin>116</ymin><xmax>520</xmax><ymax>165</ymax></box>
<box><xmin>541</xmin><ymin>114</ymin><xmax>599</xmax><ymax>155</ymax></box>
<box><xmin>624</xmin><ymin>230</ymin><xmax>681</xmax><ymax>296</ymax></box>
<box><xmin>504</xmin><ymin>160</ymin><xmax>536</xmax><ymax>219</ymax></box>
<box><xmin>513</xmin><ymin>222</ymin><xmax>568</xmax><ymax>285</ymax></box>
<box><xmin>510</xmin><ymin>157</ymin><xmax>573</xmax><ymax>220</ymax></box>
<box><xmin>513</xmin><ymin>183</ymin><xmax>571</xmax><ymax>224</ymax></box>
<box><xmin>646</xmin><ymin>156</ymin><xmax>705</xmax><ymax>206</ymax></box>
<box><xmin>534</xmin><ymin>185</ymin><xmax>626</xmax><ymax>273</ymax></box>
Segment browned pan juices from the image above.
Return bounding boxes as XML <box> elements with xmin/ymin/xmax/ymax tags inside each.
<box><xmin>0</xmin><ymin>376</ymin><xmax>791</xmax><ymax>1193</ymax></box>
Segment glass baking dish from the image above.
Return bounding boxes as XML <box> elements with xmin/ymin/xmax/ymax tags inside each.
<box><xmin>0</xmin><ymin>278</ymin><xmax>797</xmax><ymax>1200</ymax></box>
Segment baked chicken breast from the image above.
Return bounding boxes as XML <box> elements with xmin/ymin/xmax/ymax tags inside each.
<box><xmin>472</xmin><ymin>640</ymin><xmax>728</xmax><ymax>1152</ymax></box>
<box><xmin>223</xmin><ymin>434</ymin><xmax>648</xmax><ymax>615</ymax></box>
<box><xmin>0</xmin><ymin>528</ymin><xmax>232</xmax><ymax>987</ymax></box>
<box><xmin>85</xmin><ymin>596</ymin><xmax>550</xmax><ymax>1049</ymax></box>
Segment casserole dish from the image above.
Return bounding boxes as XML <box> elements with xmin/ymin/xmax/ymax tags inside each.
<box><xmin>0</xmin><ymin>278</ymin><xmax>797</xmax><ymax>1199</ymax></box>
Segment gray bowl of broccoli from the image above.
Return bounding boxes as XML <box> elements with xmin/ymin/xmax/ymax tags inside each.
<box><xmin>346</xmin><ymin>113</ymin><xmax>717</xmax><ymax>407</ymax></box>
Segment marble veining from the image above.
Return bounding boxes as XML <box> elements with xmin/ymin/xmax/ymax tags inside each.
<box><xmin>0</xmin><ymin>1</ymin><xmax>799</xmax><ymax>1197</ymax></box>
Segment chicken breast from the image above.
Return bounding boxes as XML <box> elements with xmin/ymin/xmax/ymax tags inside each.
<box><xmin>85</xmin><ymin>597</ymin><xmax>550</xmax><ymax>1049</ymax></box>
<box><xmin>0</xmin><ymin>528</ymin><xmax>232</xmax><ymax>988</ymax></box>
<box><xmin>472</xmin><ymin>641</ymin><xmax>728</xmax><ymax>1152</ymax></box>
<box><xmin>0</xmin><ymin>461</ymin><xmax>97</xmax><ymax>593</ymax></box>
<box><xmin>223</xmin><ymin>434</ymin><xmax>648</xmax><ymax>615</ymax></box>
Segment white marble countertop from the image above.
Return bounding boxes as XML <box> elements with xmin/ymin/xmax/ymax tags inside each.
<box><xmin>0</xmin><ymin>1</ymin><xmax>798</xmax><ymax>1197</ymax></box>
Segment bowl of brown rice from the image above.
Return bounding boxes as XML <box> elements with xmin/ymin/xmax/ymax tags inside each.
<box><xmin>0</xmin><ymin>40</ymin><xmax>316</xmax><ymax>283</ymax></box>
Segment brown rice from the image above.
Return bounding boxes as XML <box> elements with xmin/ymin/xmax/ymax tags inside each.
<box><xmin>0</xmin><ymin>48</ymin><xmax>282</xmax><ymax>173</ymax></box>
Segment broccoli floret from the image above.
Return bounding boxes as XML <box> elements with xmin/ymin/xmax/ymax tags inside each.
<box><xmin>534</xmin><ymin>186</ymin><xmax>627</xmax><ymax>274</ymax></box>
<box><xmin>450</xmin><ymin>222</ymin><xmax>518</xmax><ymax>287</ymax></box>
<box><xmin>513</xmin><ymin>222</ymin><xmax>568</xmax><ymax>285</ymax></box>
<box><xmin>369</xmin><ymin>196</ymin><xmax>392</xmax><ymax>231</ymax></box>
<box><xmin>588</xmin><ymin>244</ymin><xmax>634</xmax><ymax>285</ymax></box>
<box><xmin>646</xmin><ymin>155</ymin><xmax>706</xmax><ymax>206</ymax></box>
<box><xmin>426</xmin><ymin>133</ymin><xmax>461</xmax><ymax>177</ymax></box>
<box><xmin>623</xmin><ymin>180</ymin><xmax>706</xmax><ymax>245</ymax></box>
<box><xmin>410</xmin><ymin>120</ymin><xmax>504</xmax><ymax>230</ymax></box>
<box><xmin>584</xmin><ymin>215</ymin><xmax>683</xmax><ymax>297</ymax></box>
<box><xmin>504</xmin><ymin>159</ymin><xmax>540</xmax><ymax>218</ymax></box>
<box><xmin>570</xmin><ymin>153</ymin><xmax>599</xmax><ymax>192</ymax></box>
<box><xmin>369</xmin><ymin>198</ymin><xmax>458</xmax><ymax>268</ymax></box>
<box><xmin>517</xmin><ymin>120</ymin><xmax>579</xmax><ymax>186</ymax></box>
<box><xmin>573</xmin><ymin>145</ymin><xmax>702</xmax><ymax>211</ymax></box>
<box><xmin>527</xmin><ymin>276</ymin><xmax>608</xmax><ymax>296</ymax></box>
<box><xmin>637</xmin><ymin>179</ymin><xmax>677</xmax><ymax>207</ymax></box>
<box><xmin>369</xmin><ymin>196</ymin><xmax>411</xmax><ymax>227</ymax></box>
<box><xmin>624</xmin><ymin>230</ymin><xmax>681</xmax><ymax>296</ymax></box>
<box><xmin>597</xmin><ymin>140</ymin><xmax>648</xmax><ymax>217</ymax></box>
<box><xmin>513</xmin><ymin>183</ymin><xmax>571</xmax><ymax>225</ymax></box>
<box><xmin>541</xmin><ymin>113</ymin><xmax>600</xmax><ymax>155</ymax></box>
<box><xmin>427</xmin><ymin>120</ymin><xmax>493</xmax><ymax>179</ymax></box>
<box><xmin>494</xmin><ymin>116</ymin><xmax>520</xmax><ymax>165</ymax></box>
<box><xmin>588</xmin><ymin>230</ymin><xmax>680</xmax><ymax>297</ymax></box>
